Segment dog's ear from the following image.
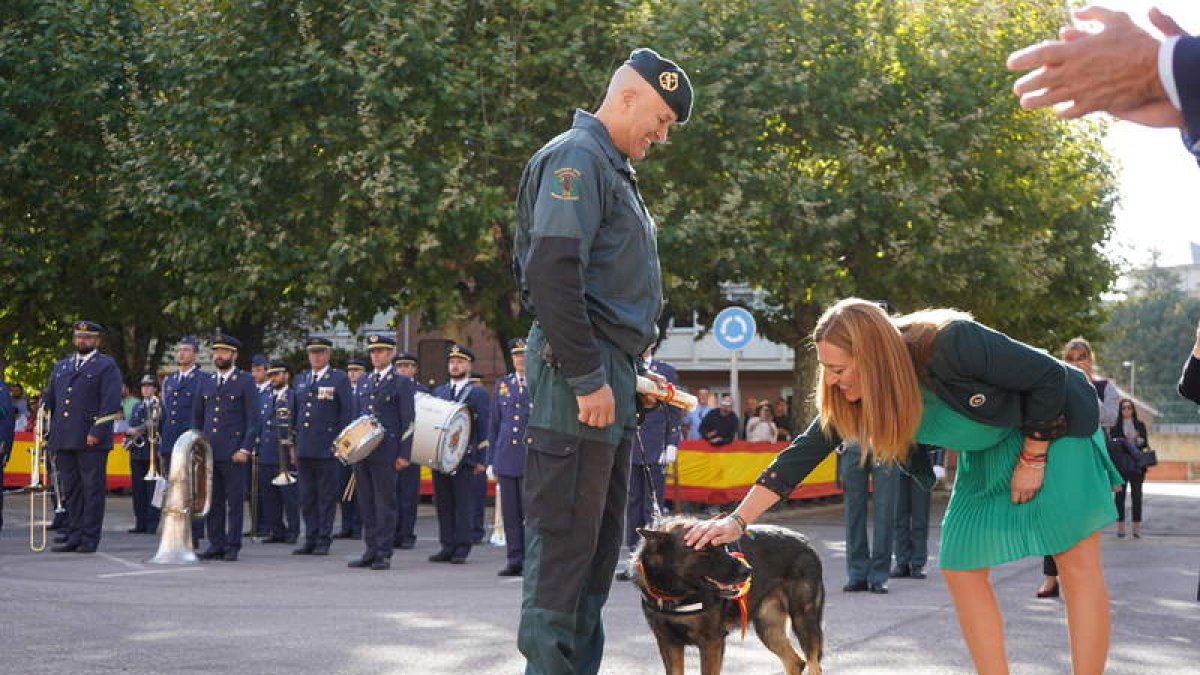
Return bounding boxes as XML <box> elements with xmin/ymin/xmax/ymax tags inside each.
<box><xmin>637</xmin><ymin>528</ymin><xmax>671</xmax><ymax>543</ymax></box>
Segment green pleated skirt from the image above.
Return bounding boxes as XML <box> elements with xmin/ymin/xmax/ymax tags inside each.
<box><xmin>916</xmin><ymin>390</ymin><xmax>1123</xmax><ymax>570</ymax></box>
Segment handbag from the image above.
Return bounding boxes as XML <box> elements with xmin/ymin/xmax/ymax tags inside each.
<box><xmin>1135</xmin><ymin>448</ymin><xmax>1158</xmax><ymax>469</ymax></box>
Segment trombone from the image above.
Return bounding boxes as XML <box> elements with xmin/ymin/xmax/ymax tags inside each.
<box><xmin>24</xmin><ymin>406</ymin><xmax>51</xmax><ymax>552</ymax></box>
<box><xmin>270</xmin><ymin>401</ymin><xmax>297</xmax><ymax>487</ymax></box>
<box><xmin>143</xmin><ymin>397</ymin><xmax>163</xmax><ymax>481</ymax></box>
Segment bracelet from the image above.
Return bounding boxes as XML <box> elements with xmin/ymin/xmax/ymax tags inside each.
<box><xmin>1018</xmin><ymin>458</ymin><xmax>1046</xmax><ymax>471</ymax></box>
<box><xmin>729</xmin><ymin>512</ymin><xmax>753</xmax><ymax>538</ymax></box>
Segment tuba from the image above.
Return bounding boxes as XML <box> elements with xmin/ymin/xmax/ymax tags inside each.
<box><xmin>146</xmin><ymin>430</ymin><xmax>212</xmax><ymax>564</ymax></box>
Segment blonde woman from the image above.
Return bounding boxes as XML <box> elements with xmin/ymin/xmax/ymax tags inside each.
<box><xmin>686</xmin><ymin>299</ymin><xmax>1123</xmax><ymax>675</ymax></box>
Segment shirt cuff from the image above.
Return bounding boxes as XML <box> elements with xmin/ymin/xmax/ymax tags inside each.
<box><xmin>565</xmin><ymin>365</ymin><xmax>607</xmax><ymax>397</ymax></box>
<box><xmin>1160</xmin><ymin>36</ymin><xmax>1182</xmax><ymax>111</ymax></box>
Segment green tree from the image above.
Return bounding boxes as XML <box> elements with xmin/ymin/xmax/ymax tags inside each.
<box><xmin>625</xmin><ymin>0</ymin><xmax>1118</xmax><ymax>424</ymax></box>
<box><xmin>1099</xmin><ymin>263</ymin><xmax>1200</xmax><ymax>424</ymax></box>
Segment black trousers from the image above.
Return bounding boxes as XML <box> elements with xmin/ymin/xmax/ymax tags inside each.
<box><xmin>432</xmin><ymin>467</ymin><xmax>476</xmax><ymax>558</ymax></box>
<box><xmin>393</xmin><ymin>463</ymin><xmax>421</xmax><ymax>545</ymax></box>
<box><xmin>354</xmin><ymin>460</ymin><xmax>398</xmax><ymax>560</ymax></box>
<box><xmin>299</xmin><ymin>457</ymin><xmax>340</xmax><ymax>547</ymax></box>
<box><xmin>206</xmin><ymin>460</ymin><xmax>246</xmax><ymax>553</ymax></box>
<box><xmin>337</xmin><ymin>462</ymin><xmax>359</xmax><ymax>534</ymax></box>
<box><xmin>472</xmin><ymin>469</ymin><xmax>488</xmax><ymax>542</ymax></box>
<box><xmin>128</xmin><ymin>458</ymin><xmax>161</xmax><ymax>532</ymax></box>
<box><xmin>1115</xmin><ymin>478</ymin><xmax>1144</xmax><ymax>523</ymax></box>
<box><xmin>56</xmin><ymin>448</ymin><xmax>110</xmax><ymax>548</ymax></box>
<box><xmin>498</xmin><ymin>474</ymin><xmax>525</xmax><ymax>568</ymax></box>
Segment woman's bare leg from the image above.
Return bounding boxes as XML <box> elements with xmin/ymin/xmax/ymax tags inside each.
<box><xmin>1053</xmin><ymin>532</ymin><xmax>1110</xmax><ymax>675</ymax></box>
<box><xmin>944</xmin><ymin>568</ymin><xmax>1009</xmax><ymax>675</ymax></box>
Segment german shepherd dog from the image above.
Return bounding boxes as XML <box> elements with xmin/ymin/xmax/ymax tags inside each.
<box><xmin>631</xmin><ymin>516</ymin><xmax>825</xmax><ymax>675</ymax></box>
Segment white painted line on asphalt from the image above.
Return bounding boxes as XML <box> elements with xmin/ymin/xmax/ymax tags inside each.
<box><xmin>97</xmin><ymin>567</ymin><xmax>203</xmax><ymax>579</ymax></box>
<box><xmin>98</xmin><ymin>552</ymin><xmax>144</xmax><ymax>570</ymax></box>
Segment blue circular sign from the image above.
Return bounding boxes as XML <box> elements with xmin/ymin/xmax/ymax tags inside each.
<box><xmin>713</xmin><ymin>306</ymin><xmax>756</xmax><ymax>351</ymax></box>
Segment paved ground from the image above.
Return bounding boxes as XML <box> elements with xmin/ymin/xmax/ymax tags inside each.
<box><xmin>0</xmin><ymin>483</ymin><xmax>1197</xmax><ymax>674</ymax></box>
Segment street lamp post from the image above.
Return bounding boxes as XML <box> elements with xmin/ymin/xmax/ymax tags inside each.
<box><xmin>1122</xmin><ymin>360</ymin><xmax>1136</xmax><ymax>398</ymax></box>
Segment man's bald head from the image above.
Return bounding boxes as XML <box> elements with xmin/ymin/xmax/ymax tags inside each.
<box><xmin>595</xmin><ymin>65</ymin><xmax>679</xmax><ymax>161</ymax></box>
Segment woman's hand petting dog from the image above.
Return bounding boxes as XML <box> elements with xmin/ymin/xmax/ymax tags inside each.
<box><xmin>684</xmin><ymin>516</ymin><xmax>742</xmax><ymax>549</ymax></box>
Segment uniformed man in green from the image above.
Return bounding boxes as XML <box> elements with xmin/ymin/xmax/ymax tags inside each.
<box><xmin>513</xmin><ymin>48</ymin><xmax>692</xmax><ymax>674</ymax></box>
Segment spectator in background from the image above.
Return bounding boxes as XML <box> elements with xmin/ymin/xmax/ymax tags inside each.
<box><xmin>9</xmin><ymin>383</ymin><xmax>28</xmax><ymax>420</ymax></box>
<box><xmin>699</xmin><ymin>394</ymin><xmax>739</xmax><ymax>446</ymax></box>
<box><xmin>772</xmin><ymin>397</ymin><xmax>791</xmax><ymax>440</ymax></box>
<box><xmin>21</xmin><ymin>394</ymin><xmax>41</xmax><ymax>432</ymax></box>
<box><xmin>117</xmin><ymin>383</ymin><xmax>138</xmax><ymax>434</ymax></box>
<box><xmin>745</xmin><ymin>402</ymin><xmax>778</xmax><ymax>442</ymax></box>
<box><xmin>741</xmin><ymin>396</ymin><xmax>758</xmax><ymax>437</ymax></box>
<box><xmin>840</xmin><ymin>440</ymin><xmax>899</xmax><ymax>593</ymax></box>
<box><xmin>684</xmin><ymin>386</ymin><xmax>713</xmax><ymax>440</ymax></box>
<box><xmin>892</xmin><ymin>445</ymin><xmax>944</xmax><ymax>580</ymax></box>
<box><xmin>1109</xmin><ymin>399</ymin><xmax>1149</xmax><ymax>539</ymax></box>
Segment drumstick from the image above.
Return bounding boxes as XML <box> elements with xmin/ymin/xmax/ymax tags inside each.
<box><xmin>636</xmin><ymin>376</ymin><xmax>699</xmax><ymax>412</ymax></box>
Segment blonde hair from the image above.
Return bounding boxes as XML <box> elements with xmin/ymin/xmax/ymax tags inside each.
<box><xmin>812</xmin><ymin>299</ymin><xmax>925</xmax><ymax>463</ymax></box>
<box><xmin>1061</xmin><ymin>337</ymin><xmax>1092</xmax><ymax>360</ymax></box>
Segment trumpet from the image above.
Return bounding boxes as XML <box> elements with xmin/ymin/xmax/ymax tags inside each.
<box><xmin>24</xmin><ymin>406</ymin><xmax>52</xmax><ymax>552</ymax></box>
<box><xmin>143</xmin><ymin>397</ymin><xmax>163</xmax><ymax>481</ymax></box>
<box><xmin>270</xmin><ymin>400</ymin><xmax>297</xmax><ymax>487</ymax></box>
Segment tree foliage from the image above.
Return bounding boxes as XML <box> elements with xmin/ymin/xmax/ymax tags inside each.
<box><xmin>2</xmin><ymin>0</ymin><xmax>1120</xmax><ymax>407</ymax></box>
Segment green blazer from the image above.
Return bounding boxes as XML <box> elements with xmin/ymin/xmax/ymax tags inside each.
<box><xmin>757</xmin><ymin>320</ymin><xmax>1100</xmax><ymax>498</ymax></box>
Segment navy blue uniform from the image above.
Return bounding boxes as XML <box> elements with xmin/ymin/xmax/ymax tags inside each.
<box><xmin>192</xmin><ymin>368</ymin><xmax>259</xmax><ymax>555</ymax></box>
<box><xmin>0</xmin><ymin>378</ymin><xmax>15</xmax><ymax>532</ymax></box>
<box><xmin>294</xmin><ymin>367</ymin><xmax>354</xmax><ymax>551</ymax></box>
<box><xmin>625</xmin><ymin>359</ymin><xmax>681</xmax><ymax>549</ymax></box>
<box><xmin>430</xmin><ymin>381</ymin><xmax>490</xmax><ymax>561</ymax></box>
<box><xmin>487</xmin><ymin>372</ymin><xmax>530</xmax><ymax>569</ymax></box>
<box><xmin>393</xmin><ymin>379</ymin><xmax>430</xmax><ymax>548</ymax></box>
<box><xmin>256</xmin><ymin>385</ymin><xmax>300</xmax><ymax>540</ymax></box>
<box><xmin>353</xmin><ymin>369</ymin><xmax>415</xmax><ymax>562</ymax></box>
<box><xmin>126</xmin><ymin>398</ymin><xmax>162</xmax><ymax>533</ymax></box>
<box><xmin>44</xmin><ymin>351</ymin><xmax>123</xmax><ymax>550</ymax></box>
<box><xmin>336</xmin><ymin>379</ymin><xmax>363</xmax><ymax>538</ymax></box>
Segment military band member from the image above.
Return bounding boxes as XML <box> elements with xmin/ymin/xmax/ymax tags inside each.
<box><xmin>391</xmin><ymin>351</ymin><xmax>424</xmax><ymax>549</ymax></box>
<box><xmin>293</xmin><ymin>337</ymin><xmax>354</xmax><ymax>556</ymax></box>
<box><xmin>192</xmin><ymin>333</ymin><xmax>259</xmax><ymax>561</ymax></box>
<box><xmin>392</xmin><ymin>351</ymin><xmax>429</xmax><ymax>393</ymax></box>
<box><xmin>336</xmin><ymin>356</ymin><xmax>367</xmax><ymax>539</ymax></box>
<box><xmin>621</xmin><ymin>352</ymin><xmax>680</xmax><ymax>574</ymax></box>
<box><xmin>1</xmin><ymin>372</ymin><xmax>18</xmax><ymax>532</ymax></box>
<box><xmin>347</xmin><ymin>335</ymin><xmax>416</xmax><ymax>570</ymax></box>
<box><xmin>513</xmin><ymin>48</ymin><xmax>690</xmax><ymax>671</ymax></box>
<box><xmin>46</xmin><ymin>321</ymin><xmax>124</xmax><ymax>553</ymax></box>
<box><xmin>248</xmin><ymin>354</ymin><xmax>270</xmax><ymax>536</ymax></box>
<box><xmin>257</xmin><ymin>361</ymin><xmax>300</xmax><ymax>543</ymax></box>
<box><xmin>487</xmin><ymin>337</ymin><xmax>531</xmax><ymax>576</ymax></box>
<box><xmin>160</xmin><ymin>336</ymin><xmax>209</xmax><ymax>548</ymax></box>
<box><xmin>429</xmin><ymin>344</ymin><xmax>490</xmax><ymax>564</ymax></box>
<box><xmin>124</xmin><ymin>374</ymin><xmax>163</xmax><ymax>534</ymax></box>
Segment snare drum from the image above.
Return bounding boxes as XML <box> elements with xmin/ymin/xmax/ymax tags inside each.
<box><xmin>333</xmin><ymin>415</ymin><xmax>385</xmax><ymax>465</ymax></box>
<box><xmin>411</xmin><ymin>392</ymin><xmax>472</xmax><ymax>473</ymax></box>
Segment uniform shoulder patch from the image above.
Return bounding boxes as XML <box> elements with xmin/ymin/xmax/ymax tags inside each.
<box><xmin>550</xmin><ymin>167</ymin><xmax>582</xmax><ymax>201</ymax></box>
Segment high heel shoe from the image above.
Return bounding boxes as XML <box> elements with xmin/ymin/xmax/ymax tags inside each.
<box><xmin>1035</xmin><ymin>582</ymin><xmax>1060</xmax><ymax>599</ymax></box>
<box><xmin>1133</xmin><ymin>524</ymin><xmax>1142</xmax><ymax>539</ymax></box>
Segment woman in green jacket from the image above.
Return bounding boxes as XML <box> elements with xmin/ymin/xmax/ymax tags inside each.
<box><xmin>686</xmin><ymin>298</ymin><xmax>1122</xmax><ymax>675</ymax></box>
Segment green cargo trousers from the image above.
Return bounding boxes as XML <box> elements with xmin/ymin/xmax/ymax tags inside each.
<box><xmin>518</xmin><ymin>324</ymin><xmax>638</xmax><ymax>675</ymax></box>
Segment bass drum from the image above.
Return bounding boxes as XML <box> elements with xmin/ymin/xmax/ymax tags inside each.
<box><xmin>411</xmin><ymin>392</ymin><xmax>472</xmax><ymax>473</ymax></box>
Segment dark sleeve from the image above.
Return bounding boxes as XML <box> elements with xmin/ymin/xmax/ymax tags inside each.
<box><xmin>192</xmin><ymin>380</ymin><xmax>204</xmax><ymax>431</ymax></box>
<box><xmin>486</xmin><ymin>383</ymin><xmax>501</xmax><ymax>466</ymax></box>
<box><xmin>239</xmin><ymin>380</ymin><xmax>259</xmax><ymax>451</ymax></box>
<box><xmin>43</xmin><ymin>368</ymin><xmax>56</xmax><ymax>416</ymax></box>
<box><xmin>129</xmin><ymin>401</ymin><xmax>146</xmax><ymax>429</ymax></box>
<box><xmin>469</xmin><ymin>387</ymin><xmax>490</xmax><ymax>466</ymax></box>
<box><xmin>1179</xmin><ymin>355</ymin><xmax>1200</xmax><ymax>404</ymax></box>
<box><xmin>336</xmin><ymin>375</ymin><xmax>354</xmax><ymax>430</ymax></box>
<box><xmin>756</xmin><ymin>416</ymin><xmax>842</xmax><ymax>498</ymax></box>
<box><xmin>699</xmin><ymin>410</ymin><xmax>714</xmax><ymax>436</ymax></box>
<box><xmin>89</xmin><ymin>360</ymin><xmax>124</xmax><ymax>437</ymax></box>
<box><xmin>398</xmin><ymin>376</ymin><xmax>415</xmax><ymax>462</ymax></box>
<box><xmin>0</xmin><ymin>384</ymin><xmax>14</xmax><ymax>446</ymax></box>
<box><xmin>523</xmin><ymin>147</ymin><xmax>607</xmax><ymax>395</ymax></box>
<box><xmin>1174</xmin><ymin>37</ymin><xmax>1200</xmax><ymax>143</ymax></box>
<box><xmin>942</xmin><ymin>321</ymin><xmax>1067</xmax><ymax>439</ymax></box>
